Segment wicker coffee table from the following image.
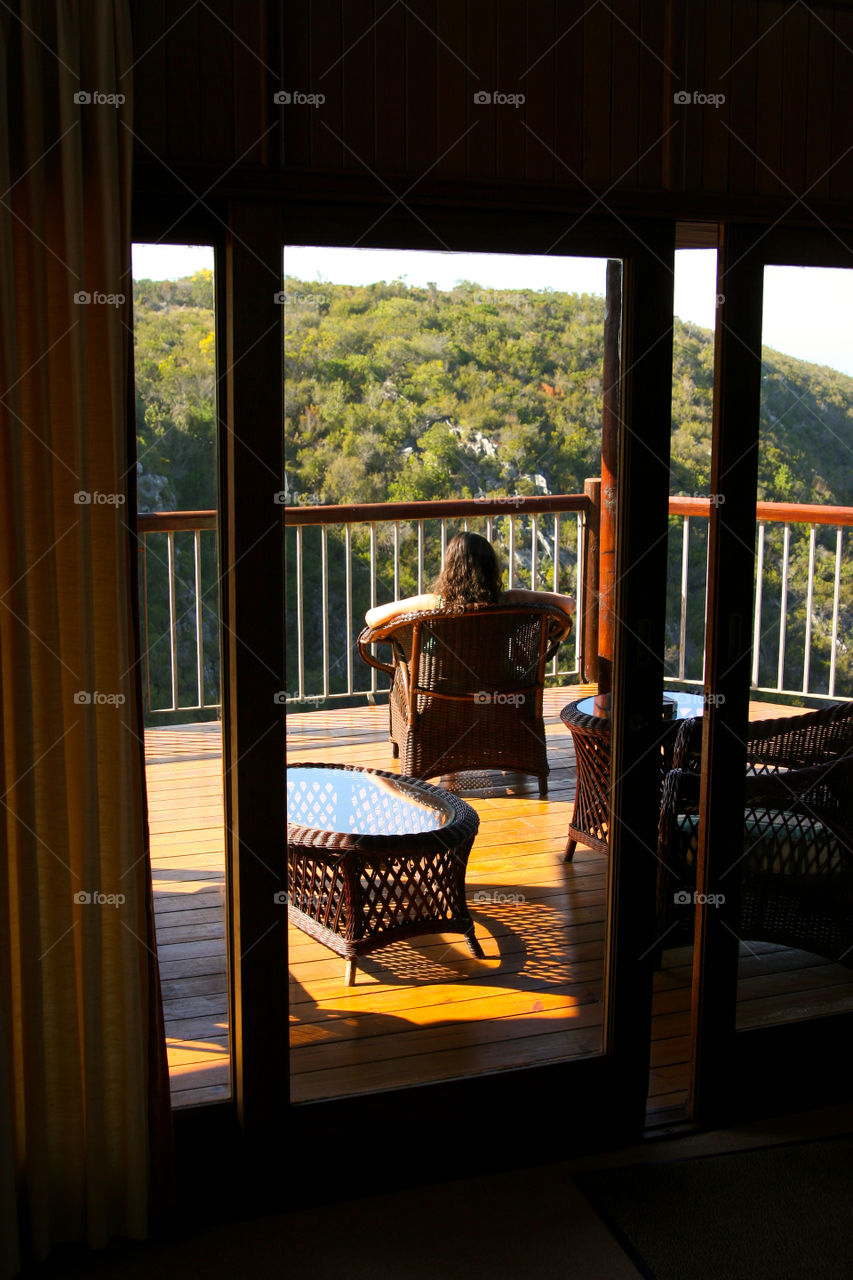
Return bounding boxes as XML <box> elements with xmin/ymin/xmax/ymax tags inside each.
<box><xmin>286</xmin><ymin>763</ymin><xmax>484</xmax><ymax>984</ymax></box>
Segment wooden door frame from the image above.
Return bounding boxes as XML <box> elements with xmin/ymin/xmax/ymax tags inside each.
<box><xmin>130</xmin><ymin>194</ymin><xmax>678</xmax><ymax>1199</ymax></box>
<box><xmin>690</xmin><ymin>222</ymin><xmax>853</xmax><ymax>1126</ymax></box>
<box><xmin>275</xmin><ymin>201</ymin><xmax>676</xmax><ymax>1187</ymax></box>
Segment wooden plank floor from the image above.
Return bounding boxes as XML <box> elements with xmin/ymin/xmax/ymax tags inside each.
<box><xmin>146</xmin><ymin>692</ymin><xmax>853</xmax><ymax>1116</ymax></box>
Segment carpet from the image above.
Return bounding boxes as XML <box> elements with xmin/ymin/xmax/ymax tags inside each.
<box><xmin>576</xmin><ymin>1136</ymin><xmax>853</xmax><ymax>1280</ymax></box>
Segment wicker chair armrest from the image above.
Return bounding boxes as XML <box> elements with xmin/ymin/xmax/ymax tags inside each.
<box><xmin>543</xmin><ymin>612</ymin><xmax>573</xmax><ymax>662</ymax></box>
<box><xmin>672</xmin><ymin>716</ymin><xmax>702</xmax><ymax>771</ymax></box>
<box><xmin>356</xmin><ymin>627</ymin><xmax>396</xmax><ymax>677</ymax></box>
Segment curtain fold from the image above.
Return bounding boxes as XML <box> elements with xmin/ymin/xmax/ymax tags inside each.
<box><xmin>0</xmin><ymin>5</ymin><xmax>172</xmax><ymax>1275</ymax></box>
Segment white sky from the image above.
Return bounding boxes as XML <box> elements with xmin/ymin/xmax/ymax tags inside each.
<box><xmin>131</xmin><ymin>243</ymin><xmax>853</xmax><ymax>377</ymax></box>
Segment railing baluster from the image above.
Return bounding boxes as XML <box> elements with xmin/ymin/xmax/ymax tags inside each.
<box><xmin>194</xmin><ymin>529</ymin><xmax>204</xmax><ymax>708</ymax></box>
<box><xmin>167</xmin><ymin>531</ymin><xmax>178</xmax><ymax>712</ymax></box>
<box><xmin>142</xmin><ymin>533</ymin><xmax>151</xmax><ymax>712</ymax></box>
<box><xmin>321</xmin><ymin>525</ymin><xmax>329</xmax><ymax>700</ymax></box>
<box><xmin>679</xmin><ymin>516</ymin><xmax>690</xmax><ymax>681</ymax></box>
<box><xmin>296</xmin><ymin>525</ymin><xmax>305</xmax><ymax>702</ymax></box>
<box><xmin>417</xmin><ymin>521</ymin><xmax>424</xmax><ymax>593</ymax></box>
<box><xmin>803</xmin><ymin>525</ymin><xmax>816</xmax><ymax>694</ymax></box>
<box><xmin>830</xmin><ymin>527</ymin><xmax>842</xmax><ymax>698</ymax></box>
<box><xmin>777</xmin><ymin>523</ymin><xmax>791</xmax><ymax>692</ymax></box>
<box><xmin>440</xmin><ymin>518</ymin><xmax>447</xmax><ymax>562</ymax></box>
<box><xmin>530</xmin><ymin>514</ymin><xmax>538</xmax><ymax>589</ymax></box>
<box><xmin>345</xmin><ymin>524</ymin><xmax>353</xmax><ymax>696</ymax></box>
<box><xmin>752</xmin><ymin>522</ymin><xmax>765</xmax><ymax>688</ymax></box>
<box><xmin>393</xmin><ymin>521</ymin><xmax>400</xmax><ymax>602</ymax></box>
<box><xmin>369</xmin><ymin>523</ymin><xmax>377</xmax><ymax>694</ymax></box>
<box><xmin>508</xmin><ymin>516</ymin><xmax>516</xmax><ymax>588</ymax></box>
<box><xmin>575</xmin><ymin>512</ymin><xmax>584</xmax><ymax>675</ymax></box>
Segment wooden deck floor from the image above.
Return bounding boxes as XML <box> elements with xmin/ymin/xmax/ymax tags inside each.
<box><xmin>146</xmin><ymin>693</ymin><xmax>853</xmax><ymax>1116</ymax></box>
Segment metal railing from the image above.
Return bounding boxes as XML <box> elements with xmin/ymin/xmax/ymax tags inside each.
<box><xmin>667</xmin><ymin>497</ymin><xmax>853</xmax><ymax>702</ymax></box>
<box><xmin>283</xmin><ymin>495</ymin><xmax>589</xmax><ymax>706</ymax></box>
<box><xmin>137</xmin><ymin>496</ymin><xmax>853</xmax><ymax>718</ymax></box>
<box><xmin>138</xmin><ymin>511</ymin><xmax>219</xmax><ymax>715</ymax></box>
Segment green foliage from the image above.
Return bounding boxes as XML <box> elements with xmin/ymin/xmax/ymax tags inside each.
<box><xmin>133</xmin><ymin>271</ymin><xmax>220</xmax><ymax>722</ymax></box>
<box><xmin>136</xmin><ymin>271</ymin><xmax>853</xmax><ymax>715</ymax></box>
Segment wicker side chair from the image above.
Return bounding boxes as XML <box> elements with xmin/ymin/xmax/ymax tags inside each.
<box><xmin>357</xmin><ymin>602</ymin><xmax>573</xmax><ymax>795</ymax></box>
<box><xmin>657</xmin><ymin>758</ymin><xmax>853</xmax><ymax>966</ymax></box>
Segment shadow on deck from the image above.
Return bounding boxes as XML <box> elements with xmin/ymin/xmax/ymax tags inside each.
<box><xmin>146</xmin><ymin>691</ymin><xmax>853</xmax><ymax>1116</ymax></box>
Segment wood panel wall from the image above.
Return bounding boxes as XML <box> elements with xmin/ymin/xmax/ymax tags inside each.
<box><xmin>129</xmin><ymin>0</ymin><xmax>853</xmax><ymax>223</ymax></box>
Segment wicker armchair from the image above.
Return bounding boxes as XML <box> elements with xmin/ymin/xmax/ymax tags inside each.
<box><xmin>657</xmin><ymin>757</ymin><xmax>853</xmax><ymax>966</ymax></box>
<box><xmin>357</xmin><ymin>602</ymin><xmax>573</xmax><ymax>795</ymax></box>
<box><xmin>671</xmin><ymin>699</ymin><xmax>853</xmax><ymax>775</ymax></box>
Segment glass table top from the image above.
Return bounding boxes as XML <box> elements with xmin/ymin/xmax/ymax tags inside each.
<box><xmin>287</xmin><ymin>765</ymin><xmax>449</xmax><ymax>836</ymax></box>
<box><xmin>575</xmin><ymin>691</ymin><xmax>706</xmax><ymax>720</ymax></box>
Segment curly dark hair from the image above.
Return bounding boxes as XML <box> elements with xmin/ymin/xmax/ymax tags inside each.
<box><xmin>431</xmin><ymin>532</ymin><xmax>503</xmax><ymax>607</ymax></box>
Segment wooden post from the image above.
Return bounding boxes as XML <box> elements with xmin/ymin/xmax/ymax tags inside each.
<box><xmin>598</xmin><ymin>258</ymin><xmax>622</xmax><ymax>697</ymax></box>
<box><xmin>582</xmin><ymin>477</ymin><xmax>601</xmax><ymax>683</ymax></box>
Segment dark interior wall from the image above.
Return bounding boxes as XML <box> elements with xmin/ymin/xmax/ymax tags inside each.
<box><xmin>130</xmin><ymin>0</ymin><xmax>853</xmax><ymax>223</ymax></box>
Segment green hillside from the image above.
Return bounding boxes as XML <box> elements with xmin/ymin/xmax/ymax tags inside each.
<box><xmin>132</xmin><ymin>272</ymin><xmax>853</xmax><ymax>714</ymax></box>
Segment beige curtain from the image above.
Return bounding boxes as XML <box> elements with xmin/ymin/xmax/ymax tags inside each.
<box><xmin>0</xmin><ymin>5</ymin><xmax>171</xmax><ymax>1275</ymax></box>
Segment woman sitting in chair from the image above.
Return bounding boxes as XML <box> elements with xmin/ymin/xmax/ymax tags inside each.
<box><xmin>365</xmin><ymin>531</ymin><xmax>575</xmax><ymax>628</ymax></box>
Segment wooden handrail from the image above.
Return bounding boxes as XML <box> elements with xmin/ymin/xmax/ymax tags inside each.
<box><xmin>138</xmin><ymin>510</ymin><xmax>217</xmax><ymax>533</ymax></box>
<box><xmin>137</xmin><ymin>497</ymin><xmax>853</xmax><ymax>533</ymax></box>
<box><xmin>281</xmin><ymin>494</ymin><xmax>590</xmax><ymax>526</ymax></box>
<box><xmin>668</xmin><ymin>496</ymin><xmax>853</xmax><ymax>526</ymax></box>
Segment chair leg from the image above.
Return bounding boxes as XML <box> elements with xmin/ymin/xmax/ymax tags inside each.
<box><xmin>465</xmin><ymin>928</ymin><xmax>484</xmax><ymax>959</ymax></box>
<box><xmin>563</xmin><ymin>837</ymin><xmax>577</xmax><ymax>863</ymax></box>
<box><xmin>344</xmin><ymin>958</ymin><xmax>357</xmax><ymax>986</ymax></box>
<box><xmin>538</xmin><ymin>775</ymin><xmax>548</xmax><ymax>797</ymax></box>
<box><xmin>391</xmin><ymin>741</ymin><xmax>399</xmax><ymax>758</ymax></box>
